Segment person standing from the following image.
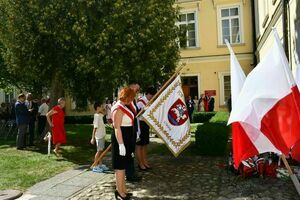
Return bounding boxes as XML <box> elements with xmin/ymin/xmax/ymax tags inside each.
<box><xmin>46</xmin><ymin>98</ymin><xmax>67</xmax><ymax>157</ymax></box>
<box><xmin>124</xmin><ymin>83</ymin><xmax>142</xmax><ymax>182</ymax></box>
<box><xmin>15</xmin><ymin>94</ymin><xmax>30</xmax><ymax>150</ymax></box>
<box><xmin>38</xmin><ymin>98</ymin><xmax>49</xmax><ymax>137</ymax></box>
<box><xmin>186</xmin><ymin>96</ymin><xmax>195</xmax><ymax>123</ymax></box>
<box><xmin>26</xmin><ymin>93</ymin><xmax>38</xmax><ymax>146</ymax></box>
<box><xmin>136</xmin><ymin>87</ymin><xmax>156</xmax><ymax>170</ymax></box>
<box><xmin>111</xmin><ymin>87</ymin><xmax>136</xmax><ymax>199</ymax></box>
<box><xmin>91</xmin><ymin>102</ymin><xmax>108</xmax><ymax>172</ymax></box>
<box><xmin>105</xmin><ymin>100</ymin><xmax>112</xmax><ymax>124</ymax></box>
<box><xmin>208</xmin><ymin>96</ymin><xmax>215</xmax><ymax>112</ymax></box>
<box><xmin>193</xmin><ymin>96</ymin><xmax>199</xmax><ymax>111</ymax></box>
<box><xmin>198</xmin><ymin>94</ymin><xmax>204</xmax><ymax>112</ymax></box>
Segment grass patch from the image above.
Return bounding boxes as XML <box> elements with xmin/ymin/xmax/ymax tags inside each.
<box><xmin>0</xmin><ymin>124</ymin><xmax>113</xmax><ymax>191</ymax></box>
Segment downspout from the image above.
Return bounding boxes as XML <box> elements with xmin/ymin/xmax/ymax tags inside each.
<box><xmin>251</xmin><ymin>0</ymin><xmax>257</xmax><ymax>66</ymax></box>
<box><xmin>282</xmin><ymin>0</ymin><xmax>289</xmax><ymax>61</ymax></box>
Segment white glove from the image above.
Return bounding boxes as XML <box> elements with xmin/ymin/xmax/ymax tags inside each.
<box><xmin>119</xmin><ymin>144</ymin><xmax>126</xmax><ymax>156</ymax></box>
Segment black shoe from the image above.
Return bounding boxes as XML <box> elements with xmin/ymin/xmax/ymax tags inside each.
<box><xmin>114</xmin><ymin>190</ymin><xmax>130</xmax><ymax>199</ymax></box>
<box><xmin>16</xmin><ymin>147</ymin><xmax>25</xmax><ymax>150</ymax></box>
<box><xmin>126</xmin><ymin>192</ymin><xmax>133</xmax><ymax>197</ymax></box>
<box><xmin>126</xmin><ymin>175</ymin><xmax>142</xmax><ymax>182</ymax></box>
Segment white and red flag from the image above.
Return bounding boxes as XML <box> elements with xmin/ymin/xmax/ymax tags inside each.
<box><xmin>228</xmin><ymin>29</ymin><xmax>300</xmax><ymax>169</ymax></box>
<box><xmin>142</xmin><ymin>76</ymin><xmax>191</xmax><ymax>156</ymax></box>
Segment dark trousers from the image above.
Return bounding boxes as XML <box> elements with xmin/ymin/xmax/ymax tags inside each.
<box><xmin>16</xmin><ymin>124</ymin><xmax>27</xmax><ymax>149</ymax></box>
<box><xmin>28</xmin><ymin>120</ymin><xmax>35</xmax><ymax>146</ymax></box>
<box><xmin>38</xmin><ymin>116</ymin><xmax>47</xmax><ymax>136</ymax></box>
<box><xmin>125</xmin><ymin>156</ymin><xmax>135</xmax><ymax>178</ymax></box>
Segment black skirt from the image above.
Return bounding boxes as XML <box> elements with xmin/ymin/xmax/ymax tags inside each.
<box><xmin>111</xmin><ymin>126</ymin><xmax>135</xmax><ymax>170</ymax></box>
<box><xmin>136</xmin><ymin>121</ymin><xmax>150</xmax><ymax>146</ymax></box>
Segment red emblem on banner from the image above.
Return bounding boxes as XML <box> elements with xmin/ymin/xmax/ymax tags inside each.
<box><xmin>168</xmin><ymin>99</ymin><xmax>189</xmax><ymax>126</ymax></box>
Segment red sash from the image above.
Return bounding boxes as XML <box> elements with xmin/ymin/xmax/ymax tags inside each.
<box><xmin>112</xmin><ymin>102</ymin><xmax>134</xmax><ymax>125</ymax></box>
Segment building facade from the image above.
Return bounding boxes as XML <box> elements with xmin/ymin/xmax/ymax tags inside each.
<box><xmin>254</xmin><ymin>0</ymin><xmax>300</xmax><ymax>75</ymax></box>
<box><xmin>176</xmin><ymin>0</ymin><xmax>255</xmax><ymax>111</ymax></box>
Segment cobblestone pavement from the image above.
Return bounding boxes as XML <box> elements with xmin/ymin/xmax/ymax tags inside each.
<box><xmin>69</xmin><ymin>155</ymin><xmax>299</xmax><ymax>200</ymax></box>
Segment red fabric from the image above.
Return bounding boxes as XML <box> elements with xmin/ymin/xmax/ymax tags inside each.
<box><xmin>260</xmin><ymin>86</ymin><xmax>300</xmax><ymax>156</ymax></box>
<box><xmin>232</xmin><ymin>122</ymin><xmax>259</xmax><ymax>169</ymax></box>
<box><xmin>290</xmin><ymin>139</ymin><xmax>300</xmax><ymax>162</ymax></box>
<box><xmin>52</xmin><ymin>106</ymin><xmax>66</xmax><ymax>144</ymax></box>
<box><xmin>138</xmin><ymin>98</ymin><xmax>147</xmax><ymax>106</ymax></box>
<box><xmin>203</xmin><ymin>99</ymin><xmax>209</xmax><ymax>112</ymax></box>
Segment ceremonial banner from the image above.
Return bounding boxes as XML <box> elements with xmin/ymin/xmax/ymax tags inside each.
<box><xmin>142</xmin><ymin>76</ymin><xmax>191</xmax><ymax>156</ymax></box>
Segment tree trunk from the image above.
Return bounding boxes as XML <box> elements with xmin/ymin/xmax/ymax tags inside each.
<box><xmin>50</xmin><ymin>72</ymin><xmax>64</xmax><ymax>108</ymax></box>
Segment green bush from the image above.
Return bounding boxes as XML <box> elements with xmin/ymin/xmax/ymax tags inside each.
<box><xmin>209</xmin><ymin>112</ymin><xmax>229</xmax><ymax>124</ymax></box>
<box><xmin>192</xmin><ymin>112</ymin><xmax>216</xmax><ymax>123</ymax></box>
<box><xmin>65</xmin><ymin>115</ymin><xmax>93</xmax><ymax>124</ymax></box>
<box><xmin>195</xmin><ymin>122</ymin><xmax>229</xmax><ymax>156</ymax></box>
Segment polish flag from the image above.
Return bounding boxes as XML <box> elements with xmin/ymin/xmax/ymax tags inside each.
<box><xmin>228</xmin><ymin>29</ymin><xmax>300</xmax><ymax>169</ymax></box>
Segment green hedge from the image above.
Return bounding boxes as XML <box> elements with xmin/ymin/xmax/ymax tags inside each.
<box><xmin>65</xmin><ymin>115</ymin><xmax>93</xmax><ymax>124</ymax></box>
<box><xmin>195</xmin><ymin>122</ymin><xmax>229</xmax><ymax>156</ymax></box>
<box><xmin>192</xmin><ymin>112</ymin><xmax>216</xmax><ymax>123</ymax></box>
<box><xmin>209</xmin><ymin>112</ymin><xmax>229</xmax><ymax>124</ymax></box>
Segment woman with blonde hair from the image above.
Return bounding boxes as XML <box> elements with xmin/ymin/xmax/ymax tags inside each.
<box><xmin>111</xmin><ymin>87</ymin><xmax>136</xmax><ymax>199</ymax></box>
<box><xmin>46</xmin><ymin>98</ymin><xmax>66</xmax><ymax>157</ymax></box>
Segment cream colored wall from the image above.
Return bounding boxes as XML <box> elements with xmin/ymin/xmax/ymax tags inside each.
<box><xmin>177</xmin><ymin>0</ymin><xmax>253</xmax><ymax>57</ymax></box>
<box><xmin>177</xmin><ymin>0</ymin><xmax>254</xmax><ymax>111</ymax></box>
<box><xmin>256</xmin><ymin>0</ymin><xmax>299</xmax><ymax>75</ymax></box>
<box><xmin>181</xmin><ymin>57</ymin><xmax>253</xmax><ymax>111</ymax></box>
<box><xmin>64</xmin><ymin>96</ymin><xmax>94</xmax><ymax>116</ymax></box>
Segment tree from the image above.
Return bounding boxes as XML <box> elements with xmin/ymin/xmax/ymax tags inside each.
<box><xmin>0</xmin><ymin>0</ymin><xmax>181</xmax><ymax>107</ymax></box>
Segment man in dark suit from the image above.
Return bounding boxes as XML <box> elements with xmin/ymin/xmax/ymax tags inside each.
<box><xmin>26</xmin><ymin>93</ymin><xmax>38</xmax><ymax>146</ymax></box>
<box><xmin>15</xmin><ymin>94</ymin><xmax>30</xmax><ymax>150</ymax></box>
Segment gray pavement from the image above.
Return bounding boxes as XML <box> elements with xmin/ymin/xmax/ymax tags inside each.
<box><xmin>17</xmin><ymin>166</ymin><xmax>112</xmax><ymax>200</ymax></box>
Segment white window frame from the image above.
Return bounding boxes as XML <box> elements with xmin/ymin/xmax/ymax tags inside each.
<box><xmin>218</xmin><ymin>72</ymin><xmax>230</xmax><ymax>106</ymax></box>
<box><xmin>217</xmin><ymin>3</ymin><xmax>244</xmax><ymax>45</ymax></box>
<box><xmin>176</xmin><ymin>9</ymin><xmax>199</xmax><ymax>48</ymax></box>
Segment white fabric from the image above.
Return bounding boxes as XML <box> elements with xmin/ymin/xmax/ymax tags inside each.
<box><xmin>142</xmin><ymin>76</ymin><xmax>191</xmax><ymax>156</ymax></box>
<box><xmin>228</xmin><ymin>29</ymin><xmax>296</xmax><ymax>130</ymax></box>
<box><xmin>226</xmin><ymin>40</ymin><xmax>280</xmax><ymax>155</ymax></box>
<box><xmin>137</xmin><ymin>96</ymin><xmax>148</xmax><ymax>109</ymax></box>
<box><xmin>111</xmin><ymin>101</ymin><xmax>133</xmax><ymax>127</ymax></box>
<box><xmin>226</xmin><ymin>40</ymin><xmax>246</xmax><ymax>108</ymax></box>
<box><xmin>295</xmin><ymin>63</ymin><xmax>300</xmax><ymax>88</ymax></box>
<box><xmin>38</xmin><ymin>103</ymin><xmax>49</xmax><ymax>116</ymax></box>
<box><xmin>93</xmin><ymin>113</ymin><xmax>106</xmax><ymax>139</ymax></box>
<box><xmin>119</xmin><ymin>144</ymin><xmax>126</xmax><ymax>156</ymax></box>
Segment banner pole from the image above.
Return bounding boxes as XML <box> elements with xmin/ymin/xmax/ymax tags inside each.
<box><xmin>91</xmin><ymin>144</ymin><xmax>112</xmax><ymax>168</ymax></box>
<box><xmin>136</xmin><ymin>63</ymin><xmax>186</xmax><ymax>118</ymax></box>
<box><xmin>280</xmin><ymin>154</ymin><xmax>300</xmax><ymax>195</ymax></box>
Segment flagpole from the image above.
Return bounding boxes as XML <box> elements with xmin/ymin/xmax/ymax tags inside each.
<box><xmin>280</xmin><ymin>154</ymin><xmax>300</xmax><ymax>195</ymax></box>
<box><xmin>136</xmin><ymin>63</ymin><xmax>186</xmax><ymax>118</ymax></box>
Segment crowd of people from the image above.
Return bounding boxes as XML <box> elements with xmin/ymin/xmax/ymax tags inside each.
<box><xmin>14</xmin><ymin>93</ymin><xmax>50</xmax><ymax>149</ymax></box>
<box><xmin>185</xmin><ymin>94</ymin><xmax>215</xmax><ymax>122</ymax></box>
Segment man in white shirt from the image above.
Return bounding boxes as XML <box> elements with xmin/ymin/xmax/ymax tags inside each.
<box><xmin>38</xmin><ymin>98</ymin><xmax>49</xmax><ymax>137</ymax></box>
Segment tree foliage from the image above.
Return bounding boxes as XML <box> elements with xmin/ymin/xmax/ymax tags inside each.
<box><xmin>0</xmin><ymin>0</ymin><xmax>180</xmax><ymax>107</ymax></box>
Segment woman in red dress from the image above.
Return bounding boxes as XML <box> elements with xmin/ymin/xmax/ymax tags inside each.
<box><xmin>46</xmin><ymin>98</ymin><xmax>66</xmax><ymax>157</ymax></box>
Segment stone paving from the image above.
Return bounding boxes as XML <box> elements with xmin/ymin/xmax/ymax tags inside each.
<box><xmin>69</xmin><ymin>155</ymin><xmax>299</xmax><ymax>200</ymax></box>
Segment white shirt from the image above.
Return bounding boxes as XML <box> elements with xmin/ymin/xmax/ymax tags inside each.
<box><xmin>111</xmin><ymin>101</ymin><xmax>134</xmax><ymax>127</ymax></box>
<box><xmin>137</xmin><ymin>96</ymin><xmax>148</xmax><ymax>121</ymax></box>
<box><xmin>93</xmin><ymin>113</ymin><xmax>106</xmax><ymax>139</ymax></box>
<box><xmin>38</xmin><ymin>103</ymin><xmax>49</xmax><ymax>116</ymax></box>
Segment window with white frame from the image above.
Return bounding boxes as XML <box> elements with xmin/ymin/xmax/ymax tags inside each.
<box><xmin>219</xmin><ymin>6</ymin><xmax>241</xmax><ymax>44</ymax></box>
<box><xmin>219</xmin><ymin>73</ymin><xmax>231</xmax><ymax>105</ymax></box>
<box><xmin>177</xmin><ymin>12</ymin><xmax>197</xmax><ymax>48</ymax></box>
